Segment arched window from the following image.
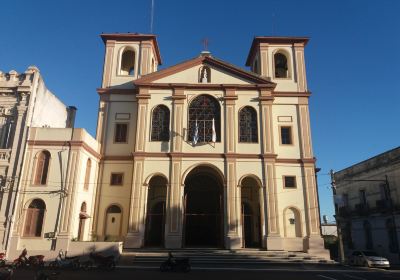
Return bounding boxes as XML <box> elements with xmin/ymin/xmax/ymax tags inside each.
<box><xmin>386</xmin><ymin>219</ymin><xmax>399</xmax><ymax>253</ymax></box>
<box><xmin>239</xmin><ymin>106</ymin><xmax>258</xmax><ymax>143</ymax></box>
<box><xmin>34</xmin><ymin>151</ymin><xmax>50</xmax><ymax>185</ymax></box>
<box><xmin>363</xmin><ymin>221</ymin><xmax>373</xmax><ymax>249</ymax></box>
<box><xmin>188</xmin><ymin>95</ymin><xmax>220</xmax><ymax>143</ymax></box>
<box><xmin>84</xmin><ymin>159</ymin><xmax>91</xmax><ymax>191</ymax></box>
<box><xmin>198</xmin><ymin>66</ymin><xmax>211</xmax><ymax>83</ymax></box>
<box><xmin>23</xmin><ymin>199</ymin><xmax>46</xmax><ymax>237</ymax></box>
<box><xmin>120</xmin><ymin>49</ymin><xmax>135</xmax><ymax>76</ymax></box>
<box><xmin>274</xmin><ymin>52</ymin><xmax>289</xmax><ymax>78</ymax></box>
<box><xmin>107</xmin><ymin>205</ymin><xmax>122</xmax><ymax>214</ymax></box>
<box><xmin>151</xmin><ymin>105</ymin><xmax>170</xmax><ymax>141</ymax></box>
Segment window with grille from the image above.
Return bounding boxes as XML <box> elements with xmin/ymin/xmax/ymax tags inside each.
<box><xmin>239</xmin><ymin>106</ymin><xmax>258</xmax><ymax>143</ymax></box>
<box><xmin>110</xmin><ymin>173</ymin><xmax>123</xmax><ymax>186</ymax></box>
<box><xmin>114</xmin><ymin>123</ymin><xmax>128</xmax><ymax>143</ymax></box>
<box><xmin>23</xmin><ymin>199</ymin><xmax>45</xmax><ymax>237</ymax></box>
<box><xmin>283</xmin><ymin>176</ymin><xmax>296</xmax><ymax>188</ymax></box>
<box><xmin>188</xmin><ymin>95</ymin><xmax>220</xmax><ymax>143</ymax></box>
<box><xmin>280</xmin><ymin>126</ymin><xmax>292</xmax><ymax>145</ymax></box>
<box><xmin>151</xmin><ymin>105</ymin><xmax>170</xmax><ymax>141</ymax></box>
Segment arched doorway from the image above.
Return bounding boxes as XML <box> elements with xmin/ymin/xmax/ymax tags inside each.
<box><xmin>184</xmin><ymin>166</ymin><xmax>223</xmax><ymax>248</ymax></box>
<box><xmin>105</xmin><ymin>205</ymin><xmax>122</xmax><ymax>241</ymax></box>
<box><xmin>144</xmin><ymin>176</ymin><xmax>167</xmax><ymax>247</ymax></box>
<box><xmin>240</xmin><ymin>177</ymin><xmax>261</xmax><ymax>248</ymax></box>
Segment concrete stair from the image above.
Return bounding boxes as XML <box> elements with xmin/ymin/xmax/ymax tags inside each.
<box><xmin>119</xmin><ymin>248</ymin><xmax>335</xmax><ymax>267</ymax></box>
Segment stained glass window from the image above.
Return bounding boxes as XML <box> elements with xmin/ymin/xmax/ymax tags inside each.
<box><xmin>151</xmin><ymin>105</ymin><xmax>170</xmax><ymax>141</ymax></box>
<box><xmin>239</xmin><ymin>106</ymin><xmax>258</xmax><ymax>143</ymax></box>
<box><xmin>188</xmin><ymin>95</ymin><xmax>220</xmax><ymax>143</ymax></box>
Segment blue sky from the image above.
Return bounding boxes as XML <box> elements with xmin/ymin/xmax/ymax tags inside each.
<box><xmin>1</xmin><ymin>0</ymin><xmax>400</xmax><ymax>221</ymax></box>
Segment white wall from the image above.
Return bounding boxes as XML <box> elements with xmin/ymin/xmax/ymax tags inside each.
<box><xmin>31</xmin><ymin>77</ymin><xmax>68</xmax><ymax>128</ymax></box>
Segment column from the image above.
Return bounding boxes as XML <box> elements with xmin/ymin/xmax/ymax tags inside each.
<box><xmin>259</xmin><ymin>89</ymin><xmax>283</xmax><ymax>250</ymax></box>
<box><xmin>165</xmin><ymin>158</ymin><xmax>183</xmax><ymax>248</ymax></box>
<box><xmin>297</xmin><ymin>100</ymin><xmax>326</xmax><ymax>256</ymax></box>
<box><xmin>125</xmin><ymin>89</ymin><xmax>149</xmax><ymax>248</ymax></box>
<box><xmin>294</xmin><ymin>43</ymin><xmax>307</xmax><ymax>92</ymax></box>
<box><xmin>165</xmin><ymin>87</ymin><xmax>185</xmax><ymax>248</ymax></box>
<box><xmin>224</xmin><ymin>88</ymin><xmax>241</xmax><ymax>248</ymax></box>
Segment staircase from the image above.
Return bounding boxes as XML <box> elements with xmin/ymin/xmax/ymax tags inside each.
<box><xmin>119</xmin><ymin>249</ymin><xmax>335</xmax><ymax>268</ymax></box>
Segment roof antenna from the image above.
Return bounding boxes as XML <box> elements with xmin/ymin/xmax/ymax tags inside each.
<box><xmin>150</xmin><ymin>0</ymin><xmax>155</xmax><ymax>34</ymax></box>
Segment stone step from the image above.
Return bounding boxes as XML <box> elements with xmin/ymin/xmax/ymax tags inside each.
<box><xmin>119</xmin><ymin>249</ymin><xmax>334</xmax><ymax>265</ymax></box>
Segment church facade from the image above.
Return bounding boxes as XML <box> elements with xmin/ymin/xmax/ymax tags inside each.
<box><xmin>92</xmin><ymin>33</ymin><xmax>326</xmax><ymax>254</ymax></box>
<box><xmin>5</xmin><ymin>33</ymin><xmax>328</xmax><ymax>258</ymax></box>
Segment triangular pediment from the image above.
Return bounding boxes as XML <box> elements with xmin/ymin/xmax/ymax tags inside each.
<box><xmin>134</xmin><ymin>56</ymin><xmax>275</xmax><ymax>87</ymax></box>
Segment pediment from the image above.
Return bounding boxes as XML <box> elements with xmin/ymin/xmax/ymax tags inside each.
<box><xmin>134</xmin><ymin>56</ymin><xmax>275</xmax><ymax>87</ymax></box>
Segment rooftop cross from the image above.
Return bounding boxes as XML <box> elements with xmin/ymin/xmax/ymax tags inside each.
<box><xmin>201</xmin><ymin>38</ymin><xmax>209</xmax><ymax>51</ymax></box>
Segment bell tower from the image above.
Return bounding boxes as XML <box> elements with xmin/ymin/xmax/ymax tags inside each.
<box><xmin>246</xmin><ymin>36</ymin><xmax>309</xmax><ymax>92</ymax></box>
<box><xmin>100</xmin><ymin>33</ymin><xmax>162</xmax><ymax>89</ymax></box>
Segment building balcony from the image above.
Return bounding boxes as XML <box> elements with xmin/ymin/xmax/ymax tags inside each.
<box><xmin>0</xmin><ymin>149</ymin><xmax>11</xmax><ymax>164</ymax></box>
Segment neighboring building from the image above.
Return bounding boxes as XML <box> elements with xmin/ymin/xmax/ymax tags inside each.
<box><xmin>8</xmin><ymin>127</ymin><xmax>100</xmax><ymax>258</ymax></box>
<box><xmin>92</xmin><ymin>33</ymin><xmax>327</xmax><ymax>256</ymax></box>
<box><xmin>334</xmin><ymin>147</ymin><xmax>400</xmax><ymax>264</ymax></box>
<box><xmin>0</xmin><ymin>67</ymin><xmax>74</xmax><ymax>252</ymax></box>
<box><xmin>321</xmin><ymin>223</ymin><xmax>338</xmax><ymax>237</ymax></box>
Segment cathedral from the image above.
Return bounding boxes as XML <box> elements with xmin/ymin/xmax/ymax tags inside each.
<box><xmin>7</xmin><ymin>33</ymin><xmax>327</xmax><ymax>258</ymax></box>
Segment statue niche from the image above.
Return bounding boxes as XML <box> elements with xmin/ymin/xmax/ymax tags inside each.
<box><xmin>198</xmin><ymin>66</ymin><xmax>211</xmax><ymax>83</ymax></box>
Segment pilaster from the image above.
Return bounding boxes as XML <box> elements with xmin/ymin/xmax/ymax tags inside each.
<box><xmin>260</xmin><ymin>43</ymin><xmax>269</xmax><ymax>77</ymax></box>
<box><xmin>102</xmin><ymin>40</ymin><xmax>115</xmax><ymax>88</ymax></box>
<box><xmin>294</xmin><ymin>43</ymin><xmax>307</xmax><ymax>92</ymax></box>
<box><xmin>171</xmin><ymin>87</ymin><xmax>185</xmax><ymax>153</ymax></box>
<box><xmin>125</xmin><ymin>89</ymin><xmax>149</xmax><ymax>247</ymax></box>
<box><xmin>263</xmin><ymin>158</ymin><xmax>283</xmax><ymax>250</ymax></box>
<box><xmin>298</xmin><ymin>105</ymin><xmax>313</xmax><ymax>159</ymax></box>
<box><xmin>165</xmin><ymin>157</ymin><xmax>183</xmax><ymax>248</ymax></box>
<box><xmin>225</xmin><ymin>157</ymin><xmax>241</xmax><ymax>249</ymax></box>
<box><xmin>125</xmin><ymin>157</ymin><xmax>146</xmax><ymax>248</ymax></box>
<box><xmin>224</xmin><ymin>88</ymin><xmax>237</xmax><ymax>154</ymax></box>
<box><xmin>259</xmin><ymin>89</ymin><xmax>274</xmax><ymax>155</ymax></box>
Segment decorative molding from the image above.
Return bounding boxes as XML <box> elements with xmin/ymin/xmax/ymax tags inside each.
<box><xmin>26</xmin><ymin>140</ymin><xmax>101</xmax><ymax>159</ymax></box>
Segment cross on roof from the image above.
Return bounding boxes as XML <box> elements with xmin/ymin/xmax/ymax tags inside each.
<box><xmin>201</xmin><ymin>38</ymin><xmax>209</xmax><ymax>51</ymax></box>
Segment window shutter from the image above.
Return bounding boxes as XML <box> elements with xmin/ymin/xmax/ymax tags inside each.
<box><xmin>34</xmin><ymin>158</ymin><xmax>44</xmax><ymax>185</ymax></box>
<box><xmin>24</xmin><ymin>209</ymin><xmax>33</xmax><ymax>236</ymax></box>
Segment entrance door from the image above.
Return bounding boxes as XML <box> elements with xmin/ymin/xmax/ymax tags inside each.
<box><xmin>242</xmin><ymin>203</ymin><xmax>253</xmax><ymax>248</ymax></box>
<box><xmin>144</xmin><ymin>176</ymin><xmax>167</xmax><ymax>247</ymax></box>
<box><xmin>184</xmin><ymin>173</ymin><xmax>222</xmax><ymax>247</ymax></box>
<box><xmin>105</xmin><ymin>205</ymin><xmax>122</xmax><ymax>241</ymax></box>
<box><xmin>145</xmin><ymin>201</ymin><xmax>165</xmax><ymax>247</ymax></box>
<box><xmin>240</xmin><ymin>177</ymin><xmax>262</xmax><ymax>248</ymax></box>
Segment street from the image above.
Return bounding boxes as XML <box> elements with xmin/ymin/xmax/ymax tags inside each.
<box><xmin>9</xmin><ymin>265</ymin><xmax>400</xmax><ymax>280</ymax></box>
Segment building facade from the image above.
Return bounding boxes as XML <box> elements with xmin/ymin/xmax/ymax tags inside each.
<box><xmin>334</xmin><ymin>147</ymin><xmax>400</xmax><ymax>264</ymax></box>
<box><xmin>5</xmin><ymin>34</ymin><xmax>328</xmax><ymax>258</ymax></box>
<box><xmin>7</xmin><ymin>127</ymin><xmax>100</xmax><ymax>258</ymax></box>
<box><xmin>0</xmin><ymin>67</ymin><xmax>73</xmax><ymax>252</ymax></box>
<box><xmin>92</xmin><ymin>33</ymin><xmax>326</xmax><ymax>256</ymax></box>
